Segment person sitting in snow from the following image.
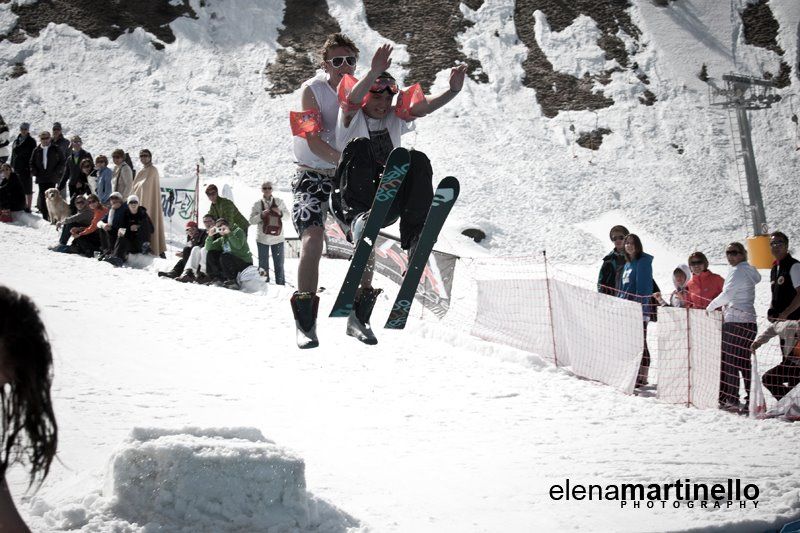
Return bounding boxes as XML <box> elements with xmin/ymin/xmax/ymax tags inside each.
<box><xmin>96</xmin><ymin>192</ymin><xmax>128</xmax><ymax>257</ymax></box>
<box><xmin>65</xmin><ymin>194</ymin><xmax>108</xmax><ymax>258</ymax></box>
<box><xmin>159</xmin><ymin>219</ymin><xmax>209</xmax><ymax>280</ymax></box>
<box><xmin>173</xmin><ymin>214</ymin><xmax>216</xmax><ymax>284</ymax></box>
<box><xmin>102</xmin><ymin>194</ymin><xmax>153</xmax><ymax>267</ymax></box>
<box><xmin>50</xmin><ymin>194</ymin><xmax>93</xmax><ymax>251</ymax></box>
<box><xmin>0</xmin><ymin>163</ymin><xmax>26</xmax><ymax>222</ymax></box>
<box><xmin>204</xmin><ymin>217</ymin><xmax>252</xmax><ymax>289</ymax></box>
<box><xmin>0</xmin><ymin>286</ymin><xmax>58</xmax><ymax>532</ymax></box>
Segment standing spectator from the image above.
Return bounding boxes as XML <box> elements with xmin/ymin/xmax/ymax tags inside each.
<box><xmin>0</xmin><ymin>287</ymin><xmax>58</xmax><ymax>532</ymax></box>
<box><xmin>110</xmin><ymin>149</ymin><xmax>133</xmax><ymax>199</ymax></box>
<box><xmin>63</xmin><ymin>158</ymin><xmax>93</xmax><ymax>212</ymax></box>
<box><xmin>51</xmin><ymin>195</ymin><xmax>92</xmax><ymax>250</ymax></box>
<box><xmin>58</xmin><ymin>135</ymin><xmax>93</xmax><ymax>199</ymax></box>
<box><xmin>0</xmin><ymin>163</ymin><xmax>26</xmax><ymax>221</ymax></box>
<box><xmin>10</xmin><ymin>122</ymin><xmax>36</xmax><ymax>212</ymax></box>
<box><xmin>707</xmin><ymin>242</ymin><xmax>761</xmax><ymax>408</ymax></box>
<box><xmin>0</xmin><ymin>114</ymin><xmax>9</xmax><ymax>163</ymax></box>
<box><xmin>249</xmin><ymin>180</ymin><xmax>287</xmax><ymax>285</ymax></box>
<box><xmin>768</xmin><ymin>231</ymin><xmax>800</xmax><ymax>321</ymax></box>
<box><xmin>206</xmin><ymin>184</ymin><xmax>249</xmax><ymax>236</ymax></box>
<box><xmin>29</xmin><ymin>130</ymin><xmax>66</xmax><ymax>221</ymax></box>
<box><xmin>204</xmin><ymin>218</ymin><xmax>253</xmax><ymax>289</ymax></box>
<box><xmin>289</xmin><ymin>33</ymin><xmax>359</xmax><ymax>348</ymax></box>
<box><xmin>752</xmin><ymin>320</ymin><xmax>800</xmax><ymax>402</ymax></box>
<box><xmin>130</xmin><ymin>149</ymin><xmax>166</xmax><ymax>257</ymax></box>
<box><xmin>654</xmin><ymin>264</ymin><xmax>691</xmax><ymax>307</ymax></box>
<box><xmin>68</xmin><ymin>194</ymin><xmax>108</xmax><ymax>257</ymax></box>
<box><xmin>50</xmin><ymin>122</ymin><xmax>70</xmax><ymax>158</ymax></box>
<box><xmin>103</xmin><ymin>195</ymin><xmax>152</xmax><ymax>267</ymax></box>
<box><xmin>684</xmin><ymin>252</ymin><xmax>724</xmax><ymax>309</ymax></box>
<box><xmin>159</xmin><ymin>220</ymin><xmax>208</xmax><ymax>279</ymax></box>
<box><xmin>94</xmin><ymin>155</ymin><xmax>113</xmax><ymax>204</ymax></box>
<box><xmin>598</xmin><ymin>224</ymin><xmax>629</xmax><ymax>296</ymax></box>
<box><xmin>619</xmin><ymin>233</ymin><xmax>655</xmax><ymax>387</ymax></box>
<box><xmin>96</xmin><ymin>192</ymin><xmax>127</xmax><ymax>257</ymax></box>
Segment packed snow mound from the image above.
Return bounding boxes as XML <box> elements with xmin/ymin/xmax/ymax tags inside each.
<box><xmin>31</xmin><ymin>427</ymin><xmax>361</xmax><ymax>532</ymax></box>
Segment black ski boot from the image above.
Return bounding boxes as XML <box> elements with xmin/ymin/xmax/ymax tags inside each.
<box><xmin>347</xmin><ymin>288</ymin><xmax>382</xmax><ymax>345</ymax></box>
<box><xmin>291</xmin><ymin>291</ymin><xmax>319</xmax><ymax>349</ymax></box>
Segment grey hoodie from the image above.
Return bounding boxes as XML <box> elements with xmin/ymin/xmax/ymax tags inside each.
<box><xmin>707</xmin><ymin>262</ymin><xmax>762</xmax><ymax>323</ymax></box>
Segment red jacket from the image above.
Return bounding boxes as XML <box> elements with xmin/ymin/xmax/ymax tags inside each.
<box><xmin>685</xmin><ymin>270</ymin><xmax>724</xmax><ymax>309</ymax></box>
<box><xmin>78</xmin><ymin>206</ymin><xmax>109</xmax><ymax>237</ymax></box>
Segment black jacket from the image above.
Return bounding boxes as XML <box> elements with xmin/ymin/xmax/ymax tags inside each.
<box><xmin>598</xmin><ymin>249</ymin><xmax>626</xmax><ymax>296</ymax></box>
<box><xmin>770</xmin><ymin>254</ymin><xmax>800</xmax><ymax>320</ymax></box>
<box><xmin>59</xmin><ymin>149</ymin><xmax>93</xmax><ymax>195</ymax></box>
<box><xmin>10</xmin><ymin>135</ymin><xmax>36</xmax><ymax>176</ymax></box>
<box><xmin>29</xmin><ymin>145</ymin><xmax>65</xmax><ymax>184</ymax></box>
<box><xmin>0</xmin><ymin>172</ymin><xmax>25</xmax><ymax>211</ymax></box>
<box><xmin>119</xmin><ymin>206</ymin><xmax>153</xmax><ymax>246</ymax></box>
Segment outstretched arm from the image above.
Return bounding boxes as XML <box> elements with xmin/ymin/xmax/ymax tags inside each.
<box><xmin>410</xmin><ymin>64</ymin><xmax>467</xmax><ymax>118</ymax></box>
<box><xmin>343</xmin><ymin>44</ymin><xmax>394</xmax><ymax>127</ymax></box>
<box><xmin>300</xmin><ymin>86</ymin><xmax>340</xmax><ymax>166</ymax></box>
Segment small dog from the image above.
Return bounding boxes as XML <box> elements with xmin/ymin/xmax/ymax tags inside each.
<box><xmin>44</xmin><ymin>188</ymin><xmax>71</xmax><ymax>224</ymax></box>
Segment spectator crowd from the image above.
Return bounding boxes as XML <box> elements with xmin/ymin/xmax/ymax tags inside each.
<box><xmin>598</xmin><ymin>225</ymin><xmax>800</xmax><ymax>413</ymax></box>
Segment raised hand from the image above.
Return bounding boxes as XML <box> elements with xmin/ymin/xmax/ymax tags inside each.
<box><xmin>370</xmin><ymin>44</ymin><xmax>393</xmax><ymax>74</ymax></box>
<box><xmin>449</xmin><ymin>64</ymin><xmax>467</xmax><ymax>93</ymax></box>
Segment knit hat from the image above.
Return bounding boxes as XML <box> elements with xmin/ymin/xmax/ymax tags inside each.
<box><xmin>127</xmin><ymin>195</ymin><xmax>140</xmax><ymax>204</ymax></box>
<box><xmin>186</xmin><ymin>221</ymin><xmax>198</xmax><ymax>229</ymax></box>
<box><xmin>20</xmin><ymin>122</ymin><xmax>30</xmax><ymax>130</ymax></box>
<box><xmin>52</xmin><ymin>122</ymin><xmax>62</xmax><ymax>130</ymax></box>
<box><xmin>108</xmin><ymin>192</ymin><xmax>124</xmax><ymax>201</ymax></box>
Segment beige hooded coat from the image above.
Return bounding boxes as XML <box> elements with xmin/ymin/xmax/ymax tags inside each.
<box><xmin>131</xmin><ymin>164</ymin><xmax>166</xmax><ymax>255</ymax></box>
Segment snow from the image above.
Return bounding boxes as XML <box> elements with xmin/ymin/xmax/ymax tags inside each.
<box><xmin>534</xmin><ymin>12</ymin><xmax>614</xmax><ymax>78</ymax></box>
<box><xmin>2</xmin><ymin>0</ymin><xmax>800</xmax><ymax>531</ymax></box>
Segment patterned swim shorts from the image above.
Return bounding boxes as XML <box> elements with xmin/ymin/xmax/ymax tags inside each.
<box><xmin>291</xmin><ymin>169</ymin><xmax>334</xmax><ymax>237</ymax></box>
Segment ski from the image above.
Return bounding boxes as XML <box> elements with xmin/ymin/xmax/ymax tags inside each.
<box><xmin>384</xmin><ymin>176</ymin><xmax>459</xmax><ymax>329</ymax></box>
<box><xmin>329</xmin><ymin>147</ymin><xmax>410</xmax><ymax>318</ymax></box>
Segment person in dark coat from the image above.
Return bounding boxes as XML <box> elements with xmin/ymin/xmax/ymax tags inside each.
<box><xmin>103</xmin><ymin>194</ymin><xmax>153</xmax><ymax>266</ymax></box>
<box><xmin>0</xmin><ymin>163</ymin><xmax>26</xmax><ymax>220</ymax></box>
<box><xmin>50</xmin><ymin>122</ymin><xmax>70</xmax><ymax>158</ymax></box>
<box><xmin>52</xmin><ymin>195</ymin><xmax>92</xmax><ymax>248</ymax></box>
<box><xmin>29</xmin><ymin>131</ymin><xmax>66</xmax><ymax>222</ymax></box>
<box><xmin>10</xmin><ymin>122</ymin><xmax>36</xmax><ymax>212</ymax></box>
<box><xmin>159</xmin><ymin>220</ymin><xmax>208</xmax><ymax>278</ymax></box>
<box><xmin>598</xmin><ymin>224</ymin><xmax>629</xmax><ymax>296</ymax></box>
<box><xmin>0</xmin><ymin>114</ymin><xmax>9</xmax><ymax>164</ymax></box>
<box><xmin>59</xmin><ymin>136</ymin><xmax>93</xmax><ymax>200</ymax></box>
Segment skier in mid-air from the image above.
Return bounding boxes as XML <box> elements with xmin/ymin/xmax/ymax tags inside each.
<box><xmin>290</xmin><ymin>38</ymin><xmax>465</xmax><ymax>348</ymax></box>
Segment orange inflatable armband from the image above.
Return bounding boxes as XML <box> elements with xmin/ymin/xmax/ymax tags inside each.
<box><xmin>395</xmin><ymin>83</ymin><xmax>424</xmax><ymax>121</ymax></box>
<box><xmin>289</xmin><ymin>109</ymin><xmax>322</xmax><ymax>138</ymax></box>
<box><xmin>337</xmin><ymin>74</ymin><xmax>361</xmax><ymax>112</ymax></box>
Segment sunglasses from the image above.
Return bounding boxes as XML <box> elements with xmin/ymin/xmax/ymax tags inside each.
<box><xmin>327</xmin><ymin>55</ymin><xmax>356</xmax><ymax>68</ymax></box>
<box><xmin>725</xmin><ymin>250</ymin><xmax>741</xmax><ymax>256</ymax></box>
<box><xmin>369</xmin><ymin>78</ymin><xmax>399</xmax><ymax>95</ymax></box>
<box><xmin>689</xmin><ymin>261</ymin><xmax>705</xmax><ymax>266</ymax></box>
<box><xmin>770</xmin><ymin>241</ymin><xmax>787</xmax><ymax>247</ymax></box>
<box><xmin>262</xmin><ymin>187</ymin><xmax>272</xmax><ymax>190</ymax></box>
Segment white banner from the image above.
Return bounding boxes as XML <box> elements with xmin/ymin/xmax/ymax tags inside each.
<box><xmin>160</xmin><ymin>175</ymin><xmax>198</xmax><ymax>242</ymax></box>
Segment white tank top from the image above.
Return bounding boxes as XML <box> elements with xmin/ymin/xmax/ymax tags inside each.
<box><xmin>292</xmin><ymin>74</ymin><xmax>338</xmax><ymax>170</ymax></box>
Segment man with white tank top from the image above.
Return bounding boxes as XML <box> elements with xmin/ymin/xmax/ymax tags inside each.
<box><xmin>289</xmin><ymin>33</ymin><xmax>359</xmax><ymax>349</ymax></box>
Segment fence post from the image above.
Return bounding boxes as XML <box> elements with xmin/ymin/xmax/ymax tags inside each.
<box><xmin>542</xmin><ymin>250</ymin><xmax>559</xmax><ymax>368</ymax></box>
<box><xmin>686</xmin><ymin>307</ymin><xmax>692</xmax><ymax>408</ymax></box>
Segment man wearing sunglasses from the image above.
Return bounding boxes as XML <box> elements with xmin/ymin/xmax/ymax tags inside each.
<box><xmin>289</xmin><ymin>33</ymin><xmax>360</xmax><ymax>348</ymax></box>
<box><xmin>768</xmin><ymin>231</ymin><xmax>800</xmax><ymax>321</ymax></box>
<box><xmin>598</xmin><ymin>225</ymin><xmax>629</xmax><ymax>296</ymax></box>
<box><xmin>328</xmin><ymin>43</ymin><xmax>466</xmax><ymax>345</ymax></box>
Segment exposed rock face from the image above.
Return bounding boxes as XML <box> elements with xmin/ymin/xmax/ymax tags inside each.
<box><xmin>576</xmin><ymin>128</ymin><xmax>611</xmax><ymax>150</ymax></box>
<box><xmin>362</xmin><ymin>0</ymin><xmax>488</xmax><ymax>92</ymax></box>
<box><xmin>1</xmin><ymin>0</ymin><xmax>196</xmax><ymax>46</ymax></box>
<box><xmin>514</xmin><ymin>0</ymin><xmax>646</xmax><ymax>118</ymax></box>
<box><xmin>265</xmin><ymin>0</ymin><xmax>341</xmax><ymax>96</ymax></box>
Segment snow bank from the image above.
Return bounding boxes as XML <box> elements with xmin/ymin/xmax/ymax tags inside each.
<box><xmin>32</xmin><ymin>427</ymin><xmax>360</xmax><ymax>532</ymax></box>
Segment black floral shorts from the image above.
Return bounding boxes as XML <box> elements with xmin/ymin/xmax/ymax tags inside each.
<box><xmin>291</xmin><ymin>169</ymin><xmax>334</xmax><ymax>236</ymax></box>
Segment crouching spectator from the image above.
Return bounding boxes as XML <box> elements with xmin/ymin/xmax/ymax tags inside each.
<box><xmin>249</xmin><ymin>180</ymin><xmax>286</xmax><ymax>285</ymax></box>
<box><xmin>0</xmin><ymin>163</ymin><xmax>25</xmax><ymax>222</ymax></box>
<box><xmin>102</xmin><ymin>195</ymin><xmax>152</xmax><ymax>267</ymax></box>
<box><xmin>49</xmin><ymin>195</ymin><xmax>92</xmax><ymax>251</ymax></box>
<box><xmin>174</xmin><ymin>214</ymin><xmax>217</xmax><ymax>284</ymax></box>
<box><xmin>96</xmin><ymin>192</ymin><xmax>127</xmax><ymax>257</ymax></box>
<box><xmin>205</xmin><ymin>218</ymin><xmax>252</xmax><ymax>289</ymax></box>
<box><xmin>68</xmin><ymin>194</ymin><xmax>108</xmax><ymax>257</ymax></box>
<box><xmin>753</xmin><ymin>320</ymin><xmax>800</xmax><ymax>402</ymax></box>
<box><xmin>159</xmin><ymin>218</ymin><xmax>208</xmax><ymax>279</ymax></box>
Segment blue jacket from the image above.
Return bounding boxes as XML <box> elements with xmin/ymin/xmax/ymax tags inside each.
<box><xmin>620</xmin><ymin>252</ymin><xmax>654</xmax><ymax>312</ymax></box>
<box><xmin>95</xmin><ymin>167</ymin><xmax>113</xmax><ymax>204</ymax></box>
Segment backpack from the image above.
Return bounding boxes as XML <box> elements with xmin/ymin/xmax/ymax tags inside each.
<box><xmin>261</xmin><ymin>198</ymin><xmax>282</xmax><ymax>236</ymax></box>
